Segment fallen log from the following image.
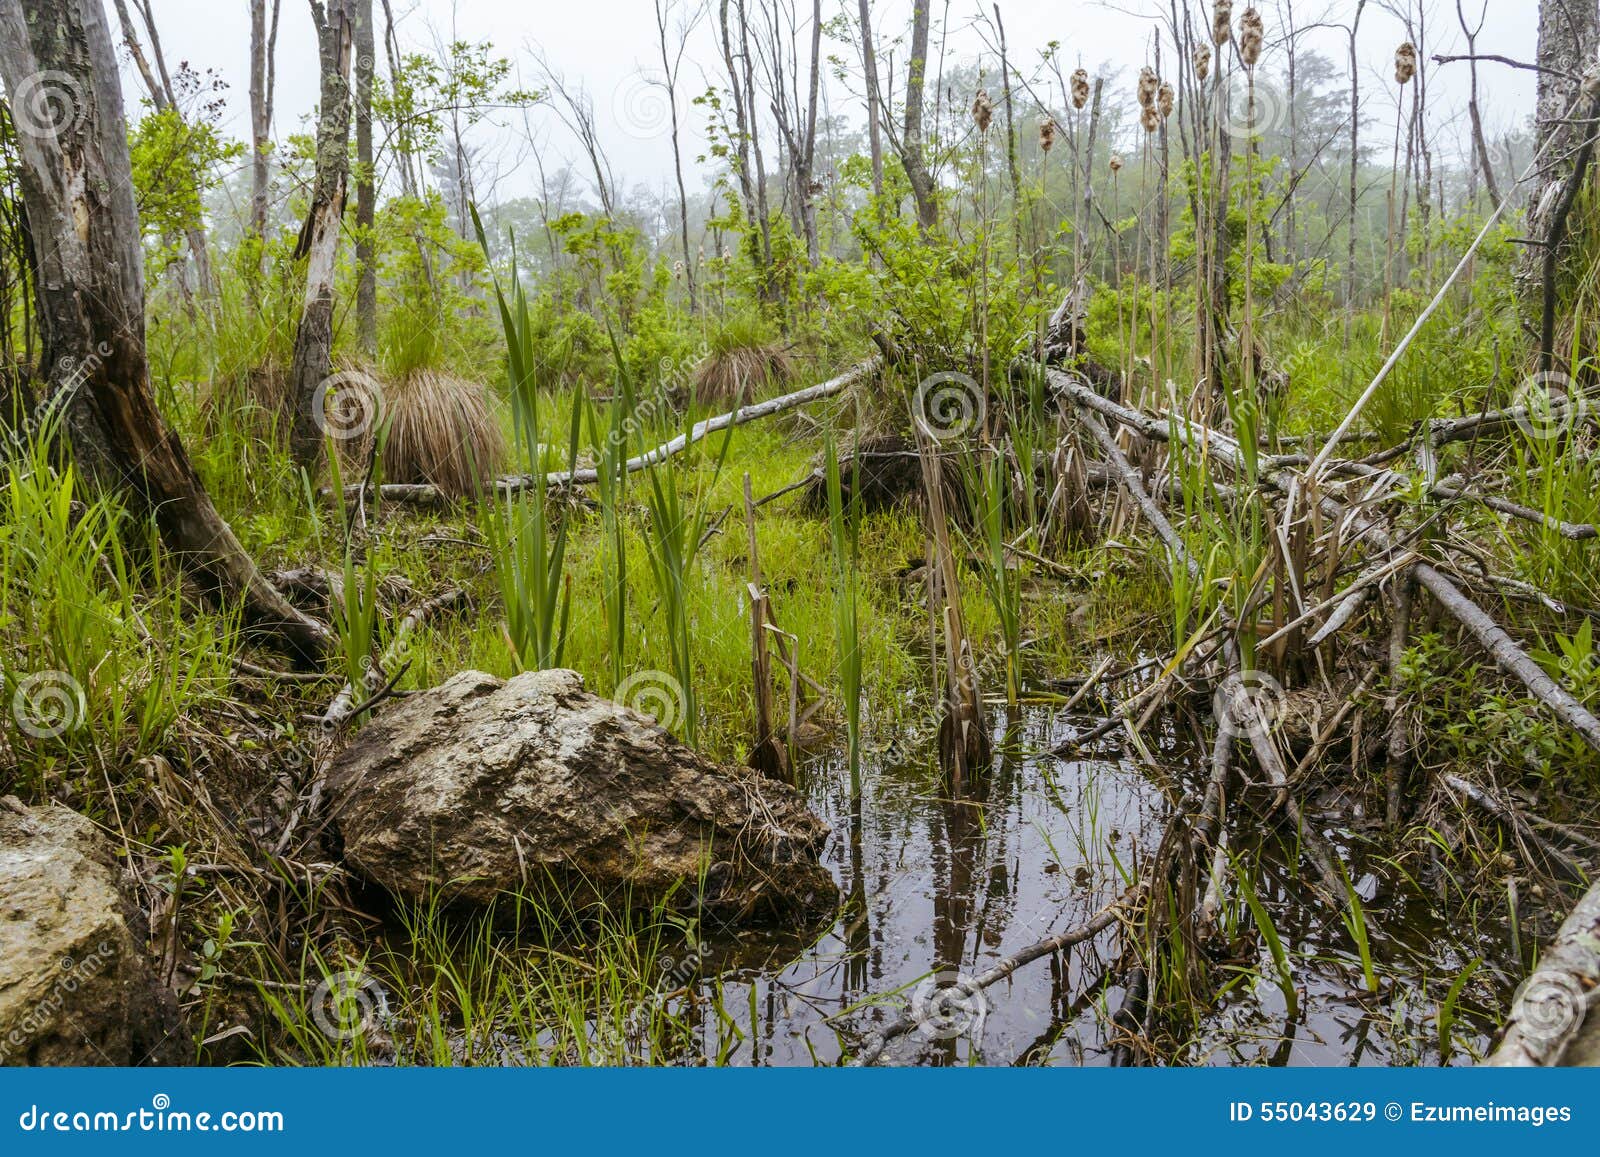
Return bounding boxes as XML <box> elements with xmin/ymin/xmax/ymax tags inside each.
<box><xmin>346</xmin><ymin>359</ymin><xmax>880</xmax><ymax>506</ymax></box>
<box><xmin>1485</xmin><ymin>878</ymin><xmax>1600</xmax><ymax>1067</ymax></box>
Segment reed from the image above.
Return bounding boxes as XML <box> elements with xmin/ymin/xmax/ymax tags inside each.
<box><xmin>641</xmin><ymin>415</ymin><xmax>737</xmax><ymax>747</ymax></box>
<box><xmin>823</xmin><ymin>433</ymin><xmax>863</xmax><ymax>785</ymax></box>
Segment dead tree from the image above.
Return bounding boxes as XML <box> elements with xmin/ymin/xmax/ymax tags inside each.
<box><xmin>353</xmin><ymin>0</ymin><xmax>376</xmax><ymax>354</ymax></box>
<box><xmin>756</xmin><ymin>0</ymin><xmax>824</xmax><ymax>266</ymax></box>
<box><xmin>248</xmin><ymin>0</ymin><xmax>283</xmax><ymax>247</ymax></box>
<box><xmin>0</xmin><ymin>0</ymin><xmax>328</xmax><ymax>661</ymax></box>
<box><xmin>898</xmin><ymin>0</ymin><xmax>939</xmax><ymax>229</ymax></box>
<box><xmin>654</xmin><ymin>0</ymin><xmax>703</xmax><ymax>307</ymax></box>
<box><xmin>287</xmin><ymin>0</ymin><xmax>356</xmax><ymax>472</ymax></box>
<box><xmin>109</xmin><ymin>0</ymin><xmax>214</xmax><ymax>296</ymax></box>
<box><xmin>857</xmin><ymin>0</ymin><xmax>885</xmax><ymax>204</ymax></box>
<box><xmin>1455</xmin><ymin>0</ymin><xmax>1499</xmax><ymax>210</ymax></box>
<box><xmin>1342</xmin><ymin>0</ymin><xmax>1368</xmax><ymax>354</ymax></box>
<box><xmin>717</xmin><ymin>0</ymin><xmax>775</xmax><ymax>294</ymax></box>
<box><xmin>1517</xmin><ymin>0</ymin><xmax>1600</xmax><ymax>319</ymax></box>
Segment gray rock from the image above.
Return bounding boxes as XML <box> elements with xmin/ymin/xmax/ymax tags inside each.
<box><xmin>0</xmin><ymin>799</ymin><xmax>186</xmax><ymax>1065</ymax></box>
<box><xmin>327</xmin><ymin>669</ymin><xmax>837</xmax><ymax>922</ymax></box>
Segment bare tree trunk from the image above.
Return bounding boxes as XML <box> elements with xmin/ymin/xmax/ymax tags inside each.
<box><xmin>655</xmin><ymin>0</ymin><xmax>701</xmax><ymax>308</ymax></box>
<box><xmin>799</xmin><ymin>0</ymin><xmax>823</xmax><ymax>266</ymax></box>
<box><xmin>1283</xmin><ymin>0</ymin><xmax>1299</xmax><ymax>261</ymax></box>
<box><xmin>1342</xmin><ymin>0</ymin><xmax>1367</xmax><ymax>355</ymax></box>
<box><xmin>857</xmin><ymin>0</ymin><xmax>884</xmax><ymax>205</ymax></box>
<box><xmin>0</xmin><ymin>0</ymin><xmax>328</xmax><ymax>661</ymax></box>
<box><xmin>248</xmin><ymin>0</ymin><xmax>282</xmax><ymax>247</ymax></box>
<box><xmin>994</xmin><ymin>4</ymin><xmax>1022</xmax><ymax>265</ymax></box>
<box><xmin>288</xmin><ymin>0</ymin><xmax>355</xmax><ymax>472</ymax></box>
<box><xmin>111</xmin><ymin>0</ymin><xmax>214</xmax><ymax>297</ymax></box>
<box><xmin>715</xmin><ymin>0</ymin><xmax>776</xmax><ymax>298</ymax></box>
<box><xmin>736</xmin><ymin>0</ymin><xmax>775</xmax><ymax>288</ymax></box>
<box><xmin>901</xmin><ymin>0</ymin><xmax>939</xmax><ymax>230</ymax></box>
<box><xmin>1517</xmin><ymin>0</ymin><xmax>1600</xmax><ymax>317</ymax></box>
<box><xmin>353</xmin><ymin>0</ymin><xmax>376</xmax><ymax>355</ymax></box>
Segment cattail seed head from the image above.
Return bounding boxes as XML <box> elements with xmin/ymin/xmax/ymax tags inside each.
<box><xmin>1394</xmin><ymin>42</ymin><xmax>1416</xmax><ymax>85</ymax></box>
<box><xmin>1212</xmin><ymin>0</ymin><xmax>1233</xmax><ymax>46</ymax></box>
<box><xmin>972</xmin><ymin>87</ymin><xmax>994</xmax><ymax>132</ymax></box>
<box><xmin>1240</xmin><ymin>7</ymin><xmax>1263</xmax><ymax>67</ymax></box>
<box><xmin>1138</xmin><ymin>66</ymin><xmax>1159</xmax><ymax>109</ymax></box>
<box><xmin>1158</xmin><ymin>81</ymin><xmax>1175</xmax><ymax>119</ymax></box>
<box><xmin>1070</xmin><ymin>68</ymin><xmax>1090</xmax><ymax>110</ymax></box>
<box><xmin>1193</xmin><ymin>43</ymin><xmax>1212</xmax><ymax>82</ymax></box>
<box><xmin>1141</xmin><ymin>106</ymin><xmax>1160</xmax><ymax>134</ymax></box>
<box><xmin>1109</xmin><ymin>153</ymin><xmax>1124</xmax><ymax>174</ymax></box>
<box><xmin>1038</xmin><ymin>118</ymin><xmax>1057</xmax><ymax>152</ymax></box>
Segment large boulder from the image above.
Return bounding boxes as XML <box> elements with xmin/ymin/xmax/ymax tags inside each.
<box><xmin>0</xmin><ymin>799</ymin><xmax>186</xmax><ymax>1065</ymax></box>
<box><xmin>327</xmin><ymin>669</ymin><xmax>837</xmax><ymax>922</ymax></box>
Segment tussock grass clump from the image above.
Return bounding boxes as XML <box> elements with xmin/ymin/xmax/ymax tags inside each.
<box><xmin>380</xmin><ymin>368</ymin><xmax>507</xmax><ymax>497</ymax></box>
<box><xmin>692</xmin><ymin>317</ymin><xmax>794</xmax><ymax>405</ymax></box>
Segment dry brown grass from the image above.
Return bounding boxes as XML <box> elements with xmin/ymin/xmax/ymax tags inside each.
<box><xmin>690</xmin><ymin>342</ymin><xmax>795</xmax><ymax>406</ymax></box>
<box><xmin>378</xmin><ymin>368</ymin><xmax>507</xmax><ymax>498</ymax></box>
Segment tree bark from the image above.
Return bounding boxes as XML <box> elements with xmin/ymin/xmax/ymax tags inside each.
<box><xmin>857</xmin><ymin>0</ymin><xmax>884</xmax><ymax>205</ymax></box>
<box><xmin>1342</xmin><ymin>0</ymin><xmax>1367</xmax><ymax>354</ymax></box>
<box><xmin>288</xmin><ymin>0</ymin><xmax>356</xmax><ymax>472</ymax></box>
<box><xmin>248</xmin><ymin>0</ymin><xmax>282</xmax><ymax>248</ymax></box>
<box><xmin>900</xmin><ymin>0</ymin><xmax>939</xmax><ymax>230</ymax></box>
<box><xmin>111</xmin><ymin>0</ymin><xmax>213</xmax><ymax>297</ymax></box>
<box><xmin>353</xmin><ymin>0</ymin><xmax>376</xmax><ymax>355</ymax></box>
<box><xmin>0</xmin><ymin>0</ymin><xmax>328</xmax><ymax>662</ymax></box>
<box><xmin>1485</xmin><ymin>878</ymin><xmax>1600</xmax><ymax>1066</ymax></box>
<box><xmin>1517</xmin><ymin>0</ymin><xmax>1600</xmax><ymax>315</ymax></box>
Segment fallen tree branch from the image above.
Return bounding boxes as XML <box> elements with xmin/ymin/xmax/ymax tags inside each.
<box><xmin>849</xmin><ymin>893</ymin><xmax>1133</xmax><ymax>1066</ymax></box>
<box><xmin>346</xmin><ymin>360</ymin><xmax>880</xmax><ymax>506</ymax></box>
<box><xmin>1047</xmin><ymin>369</ymin><xmax>1600</xmax><ymax>760</ymax></box>
<box><xmin>1485</xmin><ymin>878</ymin><xmax>1600</xmax><ymax>1067</ymax></box>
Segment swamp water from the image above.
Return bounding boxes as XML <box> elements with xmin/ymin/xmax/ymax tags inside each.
<box><xmin>644</xmin><ymin>705</ymin><xmax>1513</xmax><ymax>1066</ymax></box>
